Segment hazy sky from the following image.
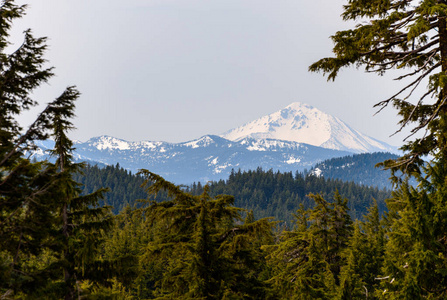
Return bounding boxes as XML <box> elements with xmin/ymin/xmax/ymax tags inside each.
<box><xmin>12</xmin><ymin>0</ymin><xmax>417</xmax><ymax>146</ymax></box>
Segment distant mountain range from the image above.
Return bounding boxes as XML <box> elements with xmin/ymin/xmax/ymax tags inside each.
<box><xmin>34</xmin><ymin>135</ymin><xmax>353</xmax><ymax>183</ymax></box>
<box><xmin>31</xmin><ymin>102</ymin><xmax>399</xmax><ymax>184</ymax></box>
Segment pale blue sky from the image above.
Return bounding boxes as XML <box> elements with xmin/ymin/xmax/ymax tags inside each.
<box><xmin>13</xmin><ymin>0</ymin><xmax>415</xmax><ymax>146</ymax></box>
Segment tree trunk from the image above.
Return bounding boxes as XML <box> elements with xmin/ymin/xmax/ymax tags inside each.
<box><xmin>437</xmin><ymin>12</ymin><xmax>447</xmax><ymax>149</ymax></box>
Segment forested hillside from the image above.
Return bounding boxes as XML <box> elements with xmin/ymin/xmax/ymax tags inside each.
<box><xmin>310</xmin><ymin>152</ymin><xmax>399</xmax><ymax>189</ymax></box>
<box><xmin>190</xmin><ymin>168</ymin><xmax>389</xmax><ymax>221</ymax></box>
<box><xmin>75</xmin><ymin>164</ymin><xmax>390</xmax><ymax>221</ymax></box>
<box><xmin>73</xmin><ymin>163</ymin><xmax>147</xmax><ymax>214</ymax></box>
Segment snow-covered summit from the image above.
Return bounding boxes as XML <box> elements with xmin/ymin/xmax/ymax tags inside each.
<box><xmin>87</xmin><ymin>135</ymin><xmax>131</xmax><ymax>151</ymax></box>
<box><xmin>83</xmin><ymin>135</ymin><xmax>169</xmax><ymax>151</ymax></box>
<box><xmin>220</xmin><ymin>102</ymin><xmax>396</xmax><ymax>153</ymax></box>
<box><xmin>181</xmin><ymin>135</ymin><xmax>228</xmax><ymax>149</ymax></box>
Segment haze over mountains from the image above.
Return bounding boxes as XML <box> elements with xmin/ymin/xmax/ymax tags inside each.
<box><xmin>32</xmin><ymin>102</ymin><xmax>398</xmax><ymax>184</ymax></box>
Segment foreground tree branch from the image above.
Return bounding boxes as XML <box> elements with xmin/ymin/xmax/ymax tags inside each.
<box><xmin>309</xmin><ymin>0</ymin><xmax>447</xmax><ymax>174</ymax></box>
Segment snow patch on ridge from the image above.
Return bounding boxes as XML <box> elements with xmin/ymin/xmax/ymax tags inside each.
<box><xmin>92</xmin><ymin>136</ymin><xmax>130</xmax><ymax>150</ymax></box>
<box><xmin>285</xmin><ymin>156</ymin><xmax>301</xmax><ymax>164</ymax></box>
<box><xmin>313</xmin><ymin>168</ymin><xmax>323</xmax><ymax>177</ymax></box>
<box><xmin>183</xmin><ymin>136</ymin><xmax>216</xmax><ymax>148</ymax></box>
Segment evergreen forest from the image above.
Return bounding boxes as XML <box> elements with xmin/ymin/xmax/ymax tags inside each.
<box><xmin>310</xmin><ymin>152</ymin><xmax>400</xmax><ymax>189</ymax></box>
<box><xmin>74</xmin><ymin>163</ymin><xmax>390</xmax><ymax>221</ymax></box>
<box><xmin>4</xmin><ymin>0</ymin><xmax>447</xmax><ymax>299</ymax></box>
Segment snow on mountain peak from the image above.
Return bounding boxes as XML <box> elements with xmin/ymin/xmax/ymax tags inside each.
<box><xmin>220</xmin><ymin>102</ymin><xmax>331</xmax><ymax>146</ymax></box>
<box><xmin>220</xmin><ymin>102</ymin><xmax>395</xmax><ymax>154</ymax></box>
<box><xmin>284</xmin><ymin>101</ymin><xmax>315</xmax><ymax>111</ymax></box>
<box><xmin>89</xmin><ymin>135</ymin><xmax>131</xmax><ymax>151</ymax></box>
<box><xmin>183</xmin><ymin>136</ymin><xmax>215</xmax><ymax>149</ymax></box>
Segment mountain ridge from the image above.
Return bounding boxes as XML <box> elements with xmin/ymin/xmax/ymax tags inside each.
<box><xmin>32</xmin><ymin>134</ymin><xmax>353</xmax><ymax>183</ymax></box>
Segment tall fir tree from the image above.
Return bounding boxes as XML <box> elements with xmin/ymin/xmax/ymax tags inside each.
<box><xmin>138</xmin><ymin>170</ymin><xmax>273</xmax><ymax>299</ymax></box>
<box><xmin>377</xmin><ymin>157</ymin><xmax>447</xmax><ymax>299</ymax></box>
<box><xmin>102</xmin><ymin>205</ymin><xmax>148</xmax><ymax>298</ymax></box>
<box><xmin>310</xmin><ymin>1</ymin><xmax>447</xmax><ymax>298</ymax></box>
<box><xmin>265</xmin><ymin>193</ymin><xmax>353</xmax><ymax>299</ymax></box>
<box><xmin>0</xmin><ymin>1</ymin><xmax>63</xmax><ymax>296</ymax></box>
<box><xmin>337</xmin><ymin>202</ymin><xmax>385</xmax><ymax>299</ymax></box>
<box><xmin>0</xmin><ymin>1</ymin><xmax>113</xmax><ymax>298</ymax></box>
<box><xmin>40</xmin><ymin>87</ymin><xmax>114</xmax><ymax>299</ymax></box>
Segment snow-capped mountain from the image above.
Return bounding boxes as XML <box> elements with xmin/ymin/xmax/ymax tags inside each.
<box><xmin>29</xmin><ymin>102</ymin><xmax>398</xmax><ymax>184</ymax></box>
<box><xmin>220</xmin><ymin>102</ymin><xmax>395</xmax><ymax>153</ymax></box>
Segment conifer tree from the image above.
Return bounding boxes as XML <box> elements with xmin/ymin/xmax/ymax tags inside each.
<box><xmin>362</xmin><ymin>201</ymin><xmax>386</xmax><ymax>292</ymax></box>
<box><xmin>266</xmin><ymin>193</ymin><xmax>353</xmax><ymax>299</ymax></box>
<box><xmin>377</xmin><ymin>158</ymin><xmax>447</xmax><ymax>299</ymax></box>
<box><xmin>0</xmin><ymin>1</ymin><xmax>69</xmax><ymax>296</ymax></box>
<box><xmin>102</xmin><ymin>205</ymin><xmax>145</xmax><ymax>295</ymax></box>
<box><xmin>337</xmin><ymin>223</ymin><xmax>369</xmax><ymax>299</ymax></box>
<box><xmin>327</xmin><ymin>191</ymin><xmax>353</xmax><ymax>282</ymax></box>
<box><xmin>138</xmin><ymin>170</ymin><xmax>273</xmax><ymax>299</ymax></box>
<box><xmin>337</xmin><ymin>202</ymin><xmax>385</xmax><ymax>299</ymax></box>
<box><xmin>264</xmin><ymin>205</ymin><xmax>310</xmax><ymax>299</ymax></box>
<box><xmin>1</xmin><ymin>2</ymin><xmax>113</xmax><ymax>298</ymax></box>
<box><xmin>310</xmin><ymin>1</ymin><xmax>447</xmax><ymax>298</ymax></box>
<box><xmin>41</xmin><ymin>87</ymin><xmax>114</xmax><ymax>300</ymax></box>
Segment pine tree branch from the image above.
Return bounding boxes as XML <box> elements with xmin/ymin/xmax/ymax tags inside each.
<box><xmin>0</xmin><ymin>102</ymin><xmax>52</xmax><ymax>167</ymax></box>
<box><xmin>403</xmin><ymin>96</ymin><xmax>447</xmax><ymax>141</ymax></box>
<box><xmin>391</xmin><ymin>89</ymin><xmax>435</xmax><ymax>136</ymax></box>
<box><xmin>374</xmin><ymin>62</ymin><xmax>440</xmax><ymax>114</ymax></box>
<box><xmin>394</xmin><ymin>48</ymin><xmax>439</xmax><ymax>81</ymax></box>
<box><xmin>217</xmin><ymin>227</ymin><xmax>241</xmax><ymax>243</ymax></box>
<box><xmin>0</xmin><ymin>166</ymin><xmax>55</xmax><ymax>226</ymax></box>
<box><xmin>385</xmin><ymin>39</ymin><xmax>439</xmax><ymax>58</ymax></box>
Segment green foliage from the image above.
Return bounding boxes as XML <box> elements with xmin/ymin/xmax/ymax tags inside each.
<box><xmin>74</xmin><ymin>164</ymin><xmax>391</xmax><ymax>222</ymax></box>
<box><xmin>0</xmin><ymin>2</ymin><xmax>116</xmax><ymax>298</ymax></box>
<box><xmin>0</xmin><ymin>0</ymin><xmax>69</xmax><ymax>296</ymax></box>
<box><xmin>311</xmin><ymin>1</ymin><xmax>447</xmax><ymax>298</ymax></box>
<box><xmin>378</xmin><ymin>156</ymin><xmax>447</xmax><ymax>299</ymax></box>
<box><xmin>101</xmin><ymin>206</ymin><xmax>149</xmax><ymax>298</ymax></box>
<box><xmin>37</xmin><ymin>87</ymin><xmax>115</xmax><ymax>299</ymax></box>
<box><xmin>264</xmin><ymin>192</ymin><xmax>352</xmax><ymax>299</ymax></box>
<box><xmin>8</xmin><ymin>0</ymin><xmax>447</xmax><ymax>298</ymax></box>
<box><xmin>137</xmin><ymin>170</ymin><xmax>274</xmax><ymax>299</ymax></box>
<box><xmin>338</xmin><ymin>202</ymin><xmax>385</xmax><ymax>299</ymax></box>
<box><xmin>73</xmin><ymin>163</ymin><xmax>148</xmax><ymax>214</ymax></box>
<box><xmin>199</xmin><ymin>168</ymin><xmax>390</xmax><ymax>222</ymax></box>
